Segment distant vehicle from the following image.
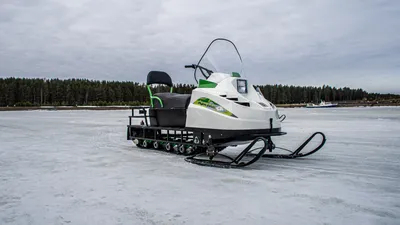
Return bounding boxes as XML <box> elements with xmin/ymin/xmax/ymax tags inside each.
<box><xmin>306</xmin><ymin>100</ymin><xmax>338</xmax><ymax>108</ymax></box>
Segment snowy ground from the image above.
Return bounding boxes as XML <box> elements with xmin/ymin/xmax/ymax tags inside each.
<box><xmin>1</xmin><ymin>107</ymin><xmax>399</xmax><ymax>225</ymax></box>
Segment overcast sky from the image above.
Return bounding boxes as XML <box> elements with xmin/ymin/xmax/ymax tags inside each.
<box><xmin>0</xmin><ymin>0</ymin><xmax>399</xmax><ymax>93</ymax></box>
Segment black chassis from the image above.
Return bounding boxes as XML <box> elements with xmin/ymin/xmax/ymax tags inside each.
<box><xmin>126</xmin><ymin>106</ymin><xmax>326</xmax><ymax>168</ymax></box>
<box><xmin>126</xmin><ymin>106</ymin><xmax>286</xmax><ymax>149</ymax></box>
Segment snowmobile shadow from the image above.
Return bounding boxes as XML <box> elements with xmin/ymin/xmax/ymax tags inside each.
<box><xmin>229</xmin><ymin>156</ymin><xmax>325</xmax><ymax>170</ymax></box>
<box><xmin>205</xmin><ymin>141</ymin><xmax>328</xmax><ymax>170</ymax></box>
<box><xmin>226</xmin><ymin>157</ymin><xmax>326</xmax><ymax>171</ymax></box>
<box><xmin>183</xmin><ymin>147</ymin><xmax>326</xmax><ymax>170</ymax></box>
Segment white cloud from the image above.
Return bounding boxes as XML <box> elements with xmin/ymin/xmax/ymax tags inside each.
<box><xmin>0</xmin><ymin>0</ymin><xmax>399</xmax><ymax>93</ymax></box>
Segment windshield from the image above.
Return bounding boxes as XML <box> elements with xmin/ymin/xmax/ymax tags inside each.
<box><xmin>194</xmin><ymin>38</ymin><xmax>244</xmax><ymax>83</ymax></box>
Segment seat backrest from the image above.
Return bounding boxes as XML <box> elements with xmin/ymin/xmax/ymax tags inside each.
<box><xmin>147</xmin><ymin>71</ymin><xmax>173</xmax><ymax>87</ymax></box>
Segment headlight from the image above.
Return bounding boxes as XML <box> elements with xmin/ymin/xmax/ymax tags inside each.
<box><xmin>236</xmin><ymin>79</ymin><xmax>247</xmax><ymax>94</ymax></box>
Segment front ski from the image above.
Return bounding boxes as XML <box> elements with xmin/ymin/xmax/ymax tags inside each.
<box><xmin>258</xmin><ymin>132</ymin><xmax>326</xmax><ymax>159</ymax></box>
<box><xmin>184</xmin><ymin>137</ymin><xmax>272</xmax><ymax>168</ymax></box>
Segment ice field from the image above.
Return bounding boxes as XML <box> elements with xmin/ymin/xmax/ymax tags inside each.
<box><xmin>1</xmin><ymin>107</ymin><xmax>399</xmax><ymax>225</ymax></box>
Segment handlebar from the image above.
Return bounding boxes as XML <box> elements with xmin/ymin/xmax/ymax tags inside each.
<box><xmin>184</xmin><ymin>64</ymin><xmax>196</xmax><ymax>68</ymax></box>
<box><xmin>184</xmin><ymin>64</ymin><xmax>213</xmax><ymax>74</ymax></box>
<box><xmin>184</xmin><ymin>64</ymin><xmax>214</xmax><ymax>83</ymax></box>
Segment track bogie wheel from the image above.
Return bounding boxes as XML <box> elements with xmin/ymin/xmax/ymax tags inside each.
<box><xmin>173</xmin><ymin>144</ymin><xmax>179</xmax><ymax>153</ymax></box>
<box><xmin>133</xmin><ymin>139</ymin><xmax>140</xmax><ymax>146</ymax></box>
<box><xmin>179</xmin><ymin>145</ymin><xmax>186</xmax><ymax>154</ymax></box>
<box><xmin>142</xmin><ymin>140</ymin><xmax>150</xmax><ymax>148</ymax></box>
<box><xmin>186</xmin><ymin>146</ymin><xmax>194</xmax><ymax>155</ymax></box>
<box><xmin>153</xmin><ymin>141</ymin><xmax>159</xmax><ymax>149</ymax></box>
<box><xmin>165</xmin><ymin>143</ymin><xmax>172</xmax><ymax>151</ymax></box>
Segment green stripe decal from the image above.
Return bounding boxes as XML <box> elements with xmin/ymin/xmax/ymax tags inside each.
<box><xmin>198</xmin><ymin>79</ymin><xmax>217</xmax><ymax>88</ymax></box>
<box><xmin>193</xmin><ymin>97</ymin><xmax>237</xmax><ymax>118</ymax></box>
<box><xmin>232</xmin><ymin>72</ymin><xmax>241</xmax><ymax>77</ymax></box>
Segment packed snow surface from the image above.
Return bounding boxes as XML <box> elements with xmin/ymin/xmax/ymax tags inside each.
<box><xmin>1</xmin><ymin>107</ymin><xmax>399</xmax><ymax>225</ymax></box>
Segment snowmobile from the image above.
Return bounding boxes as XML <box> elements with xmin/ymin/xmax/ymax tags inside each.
<box><xmin>126</xmin><ymin>38</ymin><xmax>326</xmax><ymax>168</ymax></box>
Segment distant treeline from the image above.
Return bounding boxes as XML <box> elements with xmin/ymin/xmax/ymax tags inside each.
<box><xmin>258</xmin><ymin>85</ymin><xmax>367</xmax><ymax>104</ymax></box>
<box><xmin>0</xmin><ymin>77</ymin><xmax>398</xmax><ymax>107</ymax></box>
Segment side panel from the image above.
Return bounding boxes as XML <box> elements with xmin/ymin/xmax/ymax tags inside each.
<box><xmin>185</xmin><ymin>104</ymin><xmax>280</xmax><ymax>130</ymax></box>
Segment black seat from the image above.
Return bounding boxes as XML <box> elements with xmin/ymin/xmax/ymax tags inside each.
<box><xmin>147</xmin><ymin>71</ymin><xmax>191</xmax><ymax>109</ymax></box>
<box><xmin>147</xmin><ymin>71</ymin><xmax>173</xmax><ymax>87</ymax></box>
<box><xmin>146</xmin><ymin>71</ymin><xmax>191</xmax><ymax>127</ymax></box>
<box><xmin>153</xmin><ymin>93</ymin><xmax>191</xmax><ymax>109</ymax></box>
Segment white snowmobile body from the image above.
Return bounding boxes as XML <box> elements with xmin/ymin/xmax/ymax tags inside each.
<box><xmin>138</xmin><ymin>38</ymin><xmax>282</xmax><ymax>137</ymax></box>
<box><xmin>127</xmin><ymin>38</ymin><xmax>326</xmax><ymax>168</ymax></box>
<box><xmin>186</xmin><ymin>72</ymin><xmax>281</xmax><ymax>131</ymax></box>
